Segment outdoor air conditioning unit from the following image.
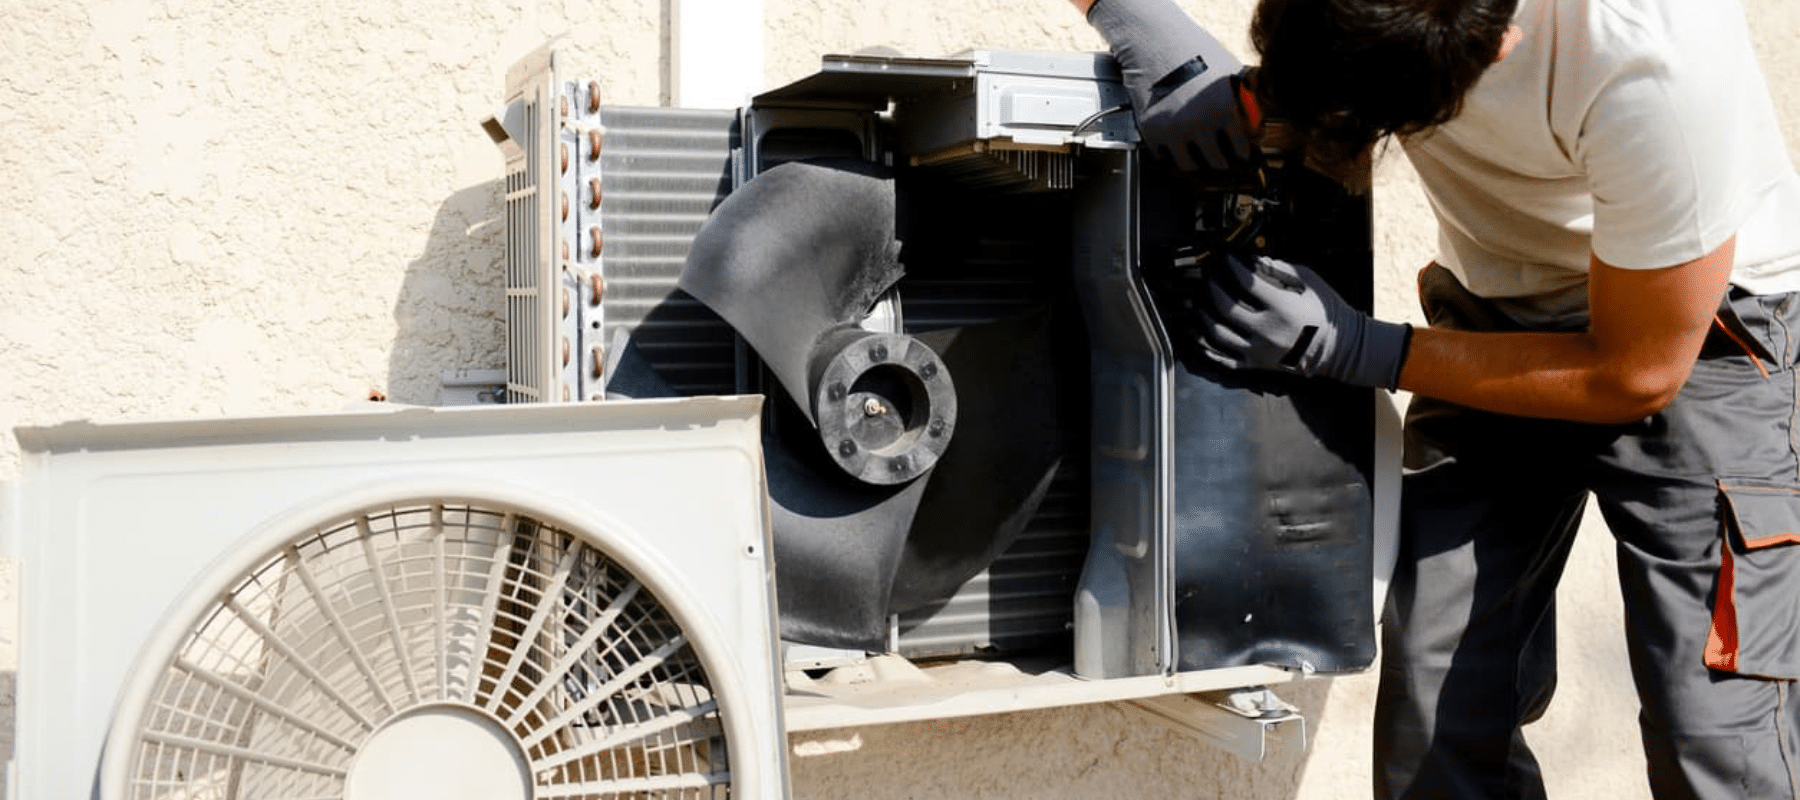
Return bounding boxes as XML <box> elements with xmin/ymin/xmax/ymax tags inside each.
<box><xmin>482</xmin><ymin>39</ymin><xmax>1397</xmax><ymax>742</ymax></box>
<box><xmin>0</xmin><ymin>40</ymin><xmax>1397</xmax><ymax>800</ymax></box>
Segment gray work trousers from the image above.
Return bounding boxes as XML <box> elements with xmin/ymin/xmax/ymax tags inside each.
<box><xmin>1375</xmin><ymin>265</ymin><xmax>1800</xmax><ymax>800</ymax></box>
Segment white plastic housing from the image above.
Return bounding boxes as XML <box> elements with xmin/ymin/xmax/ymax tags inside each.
<box><xmin>4</xmin><ymin>398</ymin><xmax>788</xmax><ymax>800</ymax></box>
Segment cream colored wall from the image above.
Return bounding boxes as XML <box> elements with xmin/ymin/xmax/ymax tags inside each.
<box><xmin>0</xmin><ymin>0</ymin><xmax>1794</xmax><ymax>797</ymax></box>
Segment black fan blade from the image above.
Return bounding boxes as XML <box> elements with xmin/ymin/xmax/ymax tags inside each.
<box><xmin>603</xmin><ymin>328</ymin><xmax>923</xmax><ymax>651</ymax></box>
<box><xmin>678</xmin><ymin>158</ymin><xmax>954</xmax><ymax>485</ymax></box>
<box><xmin>762</xmin><ymin>402</ymin><xmax>928</xmax><ymax>650</ymax></box>
<box><xmin>887</xmin><ymin>307</ymin><xmax>1071</xmax><ymax>613</ymax></box>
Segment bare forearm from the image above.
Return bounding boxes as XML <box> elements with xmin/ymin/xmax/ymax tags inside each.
<box><xmin>1396</xmin><ymin>242</ymin><xmax>1734</xmax><ymax>425</ymax></box>
<box><xmin>1397</xmin><ymin>327</ymin><xmax>1688</xmax><ymax>424</ymax></box>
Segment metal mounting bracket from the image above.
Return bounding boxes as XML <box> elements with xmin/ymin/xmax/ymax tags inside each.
<box><xmin>1123</xmin><ymin>686</ymin><xmax>1307</xmax><ymax>762</ymax></box>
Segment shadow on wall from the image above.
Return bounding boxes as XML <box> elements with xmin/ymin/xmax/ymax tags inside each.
<box><xmin>385</xmin><ymin>181</ymin><xmax>508</xmax><ymax>405</ymax></box>
<box><xmin>789</xmin><ymin>678</ymin><xmax>1340</xmax><ymax>799</ymax></box>
<box><xmin>0</xmin><ymin>671</ymin><xmax>11</xmax><ymax>790</ymax></box>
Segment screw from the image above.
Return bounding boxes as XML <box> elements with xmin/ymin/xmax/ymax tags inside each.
<box><xmin>589</xmin><ymin>227</ymin><xmax>604</xmax><ymax>258</ymax></box>
<box><xmin>921</xmin><ymin>362</ymin><xmax>937</xmax><ymax>380</ymax></box>
<box><xmin>589</xmin><ymin>177</ymin><xmax>602</xmax><ymax>209</ymax></box>
<box><xmin>588</xmin><ymin>128</ymin><xmax>602</xmax><ymax>161</ymax></box>
<box><xmin>928</xmin><ymin>419</ymin><xmax>946</xmax><ymax>437</ymax></box>
<box><xmin>838</xmin><ymin>439</ymin><xmax>857</xmax><ymax>457</ymax></box>
<box><xmin>889</xmin><ymin>456</ymin><xmax>910</xmax><ymax>473</ymax></box>
<box><xmin>869</xmin><ymin>344</ymin><xmax>888</xmax><ymax>362</ymax></box>
<box><xmin>588</xmin><ymin>80</ymin><xmax>601</xmax><ymax>113</ymax></box>
<box><xmin>827</xmin><ymin>382</ymin><xmax>847</xmax><ymax>401</ymax></box>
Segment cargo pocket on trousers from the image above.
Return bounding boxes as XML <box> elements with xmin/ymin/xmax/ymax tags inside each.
<box><xmin>1706</xmin><ymin>480</ymin><xmax>1800</xmax><ymax>679</ymax></box>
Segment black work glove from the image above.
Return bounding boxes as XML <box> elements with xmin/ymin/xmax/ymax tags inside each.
<box><xmin>1087</xmin><ymin>0</ymin><xmax>1257</xmax><ymax>176</ymax></box>
<box><xmin>1193</xmin><ymin>254</ymin><xmax>1411</xmax><ymax>389</ymax></box>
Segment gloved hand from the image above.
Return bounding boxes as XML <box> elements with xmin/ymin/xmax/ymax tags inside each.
<box><xmin>1086</xmin><ymin>0</ymin><xmax>1257</xmax><ymax>176</ymax></box>
<box><xmin>1193</xmin><ymin>254</ymin><xmax>1412</xmax><ymax>389</ymax></box>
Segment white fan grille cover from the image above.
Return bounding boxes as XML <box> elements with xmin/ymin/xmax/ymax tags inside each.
<box><xmin>129</xmin><ymin>500</ymin><xmax>732</xmax><ymax>799</ymax></box>
<box><xmin>6</xmin><ymin>400</ymin><xmax>784</xmax><ymax>800</ymax></box>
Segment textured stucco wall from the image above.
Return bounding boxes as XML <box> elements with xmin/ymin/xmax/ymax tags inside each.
<box><xmin>1</xmin><ymin>0</ymin><xmax>1795</xmax><ymax>797</ymax></box>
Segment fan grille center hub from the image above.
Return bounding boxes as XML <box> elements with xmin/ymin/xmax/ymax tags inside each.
<box><xmin>345</xmin><ymin>704</ymin><xmax>531</xmax><ymax>800</ymax></box>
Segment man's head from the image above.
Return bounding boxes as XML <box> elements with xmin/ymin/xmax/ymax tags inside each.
<box><xmin>1250</xmin><ymin>0</ymin><xmax>1519</xmax><ymax>182</ymax></box>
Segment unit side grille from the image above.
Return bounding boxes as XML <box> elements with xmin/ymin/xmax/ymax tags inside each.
<box><xmin>502</xmin><ymin>95</ymin><xmax>545</xmax><ymax>402</ymax></box>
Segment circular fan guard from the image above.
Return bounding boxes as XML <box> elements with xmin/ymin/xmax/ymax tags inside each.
<box><xmin>123</xmin><ymin>501</ymin><xmax>732</xmax><ymax>799</ymax></box>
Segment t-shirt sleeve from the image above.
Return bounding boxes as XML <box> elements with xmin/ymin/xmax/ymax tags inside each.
<box><xmin>1575</xmin><ymin>12</ymin><xmax>1772</xmax><ymax>270</ymax></box>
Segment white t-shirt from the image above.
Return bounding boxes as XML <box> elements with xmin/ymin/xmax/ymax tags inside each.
<box><xmin>1404</xmin><ymin>0</ymin><xmax>1800</xmax><ymax>324</ymax></box>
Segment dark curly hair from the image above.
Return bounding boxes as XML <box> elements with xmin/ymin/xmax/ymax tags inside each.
<box><xmin>1250</xmin><ymin>0</ymin><xmax>1517</xmax><ymax>182</ymax></box>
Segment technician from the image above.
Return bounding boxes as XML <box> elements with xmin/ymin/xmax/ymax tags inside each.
<box><xmin>1072</xmin><ymin>0</ymin><xmax>1800</xmax><ymax>797</ymax></box>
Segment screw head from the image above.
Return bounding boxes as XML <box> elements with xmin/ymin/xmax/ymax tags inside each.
<box><xmin>838</xmin><ymin>439</ymin><xmax>857</xmax><ymax>457</ymax></box>
<box><xmin>868</xmin><ymin>344</ymin><xmax>889</xmax><ymax>362</ymax></box>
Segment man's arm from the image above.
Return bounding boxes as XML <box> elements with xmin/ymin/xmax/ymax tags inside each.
<box><xmin>1067</xmin><ymin>0</ymin><xmax>1255</xmax><ymax>175</ymax></box>
<box><xmin>1398</xmin><ymin>238</ymin><xmax>1736</xmax><ymax>424</ymax></box>
<box><xmin>1189</xmin><ymin>238</ymin><xmax>1735</xmax><ymax>425</ymax></box>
